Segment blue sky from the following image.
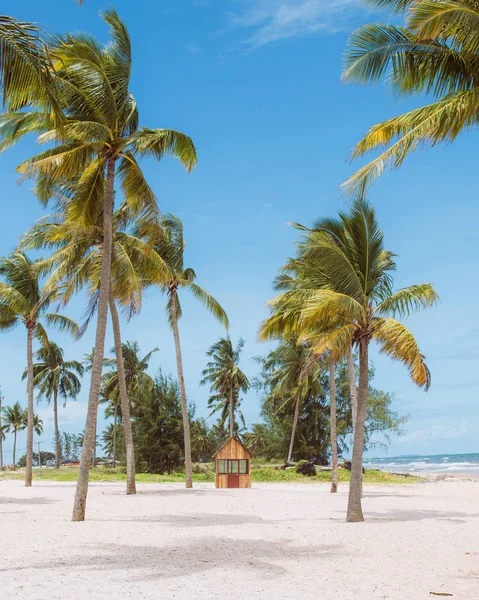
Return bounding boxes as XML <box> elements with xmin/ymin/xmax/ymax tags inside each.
<box><xmin>1</xmin><ymin>0</ymin><xmax>478</xmax><ymax>464</ymax></box>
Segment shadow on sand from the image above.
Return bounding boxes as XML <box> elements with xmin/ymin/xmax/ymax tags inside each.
<box><xmin>0</xmin><ymin>537</ymin><xmax>341</xmax><ymax>580</ymax></box>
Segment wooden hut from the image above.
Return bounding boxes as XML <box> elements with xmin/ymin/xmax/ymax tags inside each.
<box><xmin>213</xmin><ymin>436</ymin><xmax>252</xmax><ymax>488</ymax></box>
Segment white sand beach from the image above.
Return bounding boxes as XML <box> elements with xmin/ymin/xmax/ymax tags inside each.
<box><xmin>1</xmin><ymin>479</ymin><xmax>478</xmax><ymax>599</ymax></box>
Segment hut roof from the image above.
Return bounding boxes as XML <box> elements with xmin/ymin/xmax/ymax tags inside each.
<box><xmin>212</xmin><ymin>436</ymin><xmax>253</xmax><ymax>459</ymax></box>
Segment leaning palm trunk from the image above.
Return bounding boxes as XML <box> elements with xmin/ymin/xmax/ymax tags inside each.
<box><xmin>53</xmin><ymin>388</ymin><xmax>60</xmax><ymax>469</ymax></box>
<box><xmin>229</xmin><ymin>386</ymin><xmax>234</xmax><ymax>438</ymax></box>
<box><xmin>330</xmin><ymin>360</ymin><xmax>338</xmax><ymax>493</ymax></box>
<box><xmin>109</xmin><ymin>290</ymin><xmax>136</xmax><ymax>495</ymax></box>
<box><xmin>286</xmin><ymin>392</ymin><xmax>301</xmax><ymax>465</ymax></box>
<box><xmin>346</xmin><ymin>339</ymin><xmax>369</xmax><ymax>522</ymax></box>
<box><xmin>25</xmin><ymin>326</ymin><xmax>34</xmax><ymax>486</ymax></box>
<box><xmin>72</xmin><ymin>159</ymin><xmax>115</xmax><ymax>522</ymax></box>
<box><xmin>170</xmin><ymin>289</ymin><xmax>193</xmax><ymax>488</ymax></box>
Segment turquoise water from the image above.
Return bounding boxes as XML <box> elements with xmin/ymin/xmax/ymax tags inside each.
<box><xmin>363</xmin><ymin>453</ymin><xmax>479</xmax><ymax>473</ymax></box>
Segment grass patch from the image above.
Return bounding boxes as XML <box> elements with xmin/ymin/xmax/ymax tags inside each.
<box><xmin>0</xmin><ymin>465</ymin><xmax>421</xmax><ymax>485</ymax></box>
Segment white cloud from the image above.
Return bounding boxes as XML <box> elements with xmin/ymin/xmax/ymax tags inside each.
<box><xmin>230</xmin><ymin>0</ymin><xmax>361</xmax><ymax>48</ymax></box>
<box><xmin>398</xmin><ymin>420</ymin><xmax>471</xmax><ymax>445</ymax></box>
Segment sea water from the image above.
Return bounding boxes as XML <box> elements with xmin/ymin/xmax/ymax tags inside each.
<box><xmin>363</xmin><ymin>453</ymin><xmax>479</xmax><ymax>473</ymax></box>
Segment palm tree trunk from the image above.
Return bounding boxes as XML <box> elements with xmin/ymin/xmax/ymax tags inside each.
<box><xmin>72</xmin><ymin>158</ymin><xmax>115</xmax><ymax>522</ymax></box>
<box><xmin>346</xmin><ymin>347</ymin><xmax>362</xmax><ymax>496</ymax></box>
<box><xmin>287</xmin><ymin>393</ymin><xmax>301</xmax><ymax>465</ymax></box>
<box><xmin>112</xmin><ymin>403</ymin><xmax>117</xmax><ymax>469</ymax></box>
<box><xmin>346</xmin><ymin>338</ymin><xmax>369</xmax><ymax>522</ymax></box>
<box><xmin>25</xmin><ymin>326</ymin><xmax>34</xmax><ymax>487</ymax></box>
<box><xmin>170</xmin><ymin>289</ymin><xmax>193</xmax><ymax>488</ymax></box>
<box><xmin>53</xmin><ymin>387</ymin><xmax>60</xmax><ymax>469</ymax></box>
<box><xmin>347</xmin><ymin>348</ymin><xmax>357</xmax><ymax>436</ymax></box>
<box><xmin>109</xmin><ymin>290</ymin><xmax>136</xmax><ymax>495</ymax></box>
<box><xmin>330</xmin><ymin>360</ymin><xmax>338</xmax><ymax>493</ymax></box>
<box><xmin>229</xmin><ymin>386</ymin><xmax>234</xmax><ymax>438</ymax></box>
<box><xmin>13</xmin><ymin>430</ymin><xmax>17</xmax><ymax>470</ymax></box>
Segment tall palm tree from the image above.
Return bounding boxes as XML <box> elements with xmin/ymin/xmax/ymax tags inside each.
<box><xmin>201</xmin><ymin>337</ymin><xmax>249</xmax><ymax>438</ymax></box>
<box><xmin>0</xmin><ymin>252</ymin><xmax>77</xmax><ymax>486</ymax></box>
<box><xmin>24</xmin><ymin>341</ymin><xmax>83</xmax><ymax>468</ymax></box>
<box><xmin>258</xmin><ymin>337</ymin><xmax>321</xmax><ymax>465</ymax></box>
<box><xmin>0</xmin><ymin>9</ymin><xmax>196</xmax><ymax>521</ymax></box>
<box><xmin>149</xmin><ymin>215</ymin><xmax>229</xmax><ymax>488</ymax></box>
<box><xmin>341</xmin><ymin>0</ymin><xmax>479</xmax><ymax>198</ymax></box>
<box><xmin>2</xmin><ymin>402</ymin><xmax>26</xmax><ymax>469</ymax></box>
<box><xmin>259</xmin><ymin>199</ymin><xmax>437</xmax><ymax>522</ymax></box>
<box><xmin>22</xmin><ymin>204</ymin><xmax>168</xmax><ymax>496</ymax></box>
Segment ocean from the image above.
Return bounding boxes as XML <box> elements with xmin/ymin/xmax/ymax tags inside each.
<box><xmin>363</xmin><ymin>453</ymin><xmax>479</xmax><ymax>474</ymax></box>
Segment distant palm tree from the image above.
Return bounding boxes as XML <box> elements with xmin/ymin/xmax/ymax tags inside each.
<box><xmin>201</xmin><ymin>337</ymin><xmax>249</xmax><ymax>438</ymax></box>
<box><xmin>341</xmin><ymin>0</ymin><xmax>479</xmax><ymax>197</ymax></box>
<box><xmin>0</xmin><ymin>402</ymin><xmax>42</xmax><ymax>468</ymax></box>
<box><xmin>24</xmin><ymin>341</ymin><xmax>83</xmax><ymax>468</ymax></box>
<box><xmin>257</xmin><ymin>337</ymin><xmax>321</xmax><ymax>465</ymax></box>
<box><xmin>0</xmin><ymin>252</ymin><xmax>77</xmax><ymax>486</ymax></box>
<box><xmin>260</xmin><ymin>199</ymin><xmax>437</xmax><ymax>522</ymax></box>
<box><xmin>149</xmin><ymin>215</ymin><xmax>229</xmax><ymax>488</ymax></box>
<box><xmin>3</xmin><ymin>402</ymin><xmax>26</xmax><ymax>468</ymax></box>
<box><xmin>0</xmin><ymin>9</ymin><xmax>196</xmax><ymax>521</ymax></box>
<box><xmin>103</xmin><ymin>341</ymin><xmax>158</xmax><ymax>411</ymax></box>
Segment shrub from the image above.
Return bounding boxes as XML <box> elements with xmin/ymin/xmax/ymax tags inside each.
<box><xmin>295</xmin><ymin>460</ymin><xmax>317</xmax><ymax>477</ymax></box>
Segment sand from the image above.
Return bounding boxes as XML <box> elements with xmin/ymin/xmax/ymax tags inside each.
<box><xmin>1</xmin><ymin>479</ymin><xmax>478</xmax><ymax>600</ymax></box>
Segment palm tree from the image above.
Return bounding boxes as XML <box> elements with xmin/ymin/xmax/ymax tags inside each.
<box><xmin>2</xmin><ymin>402</ymin><xmax>26</xmax><ymax>469</ymax></box>
<box><xmin>103</xmin><ymin>341</ymin><xmax>158</xmax><ymax>411</ymax></box>
<box><xmin>329</xmin><ymin>359</ymin><xmax>338</xmax><ymax>493</ymax></box>
<box><xmin>102</xmin><ymin>341</ymin><xmax>157</xmax><ymax>485</ymax></box>
<box><xmin>23</xmin><ymin>204</ymin><xmax>168</xmax><ymax>496</ymax></box>
<box><xmin>341</xmin><ymin>0</ymin><xmax>479</xmax><ymax>197</ymax></box>
<box><xmin>0</xmin><ymin>16</ymin><xmax>59</xmax><ymax>114</ymax></box>
<box><xmin>24</xmin><ymin>341</ymin><xmax>83</xmax><ymax>468</ymax></box>
<box><xmin>201</xmin><ymin>337</ymin><xmax>249</xmax><ymax>438</ymax></box>
<box><xmin>259</xmin><ymin>199</ymin><xmax>437</xmax><ymax>522</ymax></box>
<box><xmin>149</xmin><ymin>215</ymin><xmax>229</xmax><ymax>488</ymax></box>
<box><xmin>0</xmin><ymin>9</ymin><xmax>196</xmax><ymax>521</ymax></box>
<box><xmin>257</xmin><ymin>337</ymin><xmax>321</xmax><ymax>465</ymax></box>
<box><xmin>0</xmin><ymin>252</ymin><xmax>78</xmax><ymax>486</ymax></box>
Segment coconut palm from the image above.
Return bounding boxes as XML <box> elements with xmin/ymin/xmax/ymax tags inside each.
<box><xmin>0</xmin><ymin>9</ymin><xmax>196</xmax><ymax>520</ymax></box>
<box><xmin>22</xmin><ymin>205</ymin><xmax>167</xmax><ymax>496</ymax></box>
<box><xmin>259</xmin><ymin>199</ymin><xmax>437</xmax><ymax>522</ymax></box>
<box><xmin>2</xmin><ymin>402</ymin><xmax>26</xmax><ymax>469</ymax></box>
<box><xmin>0</xmin><ymin>15</ymin><xmax>59</xmax><ymax>114</ymax></box>
<box><xmin>147</xmin><ymin>215</ymin><xmax>229</xmax><ymax>488</ymax></box>
<box><xmin>201</xmin><ymin>337</ymin><xmax>249</xmax><ymax>438</ymax></box>
<box><xmin>0</xmin><ymin>252</ymin><xmax>78</xmax><ymax>486</ymax></box>
<box><xmin>23</xmin><ymin>341</ymin><xmax>83</xmax><ymax>468</ymax></box>
<box><xmin>258</xmin><ymin>337</ymin><xmax>322</xmax><ymax>465</ymax></box>
<box><xmin>341</xmin><ymin>0</ymin><xmax>479</xmax><ymax>197</ymax></box>
<box><xmin>103</xmin><ymin>341</ymin><xmax>158</xmax><ymax>411</ymax></box>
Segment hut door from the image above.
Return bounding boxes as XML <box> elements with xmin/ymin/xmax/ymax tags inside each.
<box><xmin>228</xmin><ymin>460</ymin><xmax>240</xmax><ymax>488</ymax></box>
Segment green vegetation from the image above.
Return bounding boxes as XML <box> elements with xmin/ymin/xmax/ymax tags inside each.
<box><xmin>0</xmin><ymin>465</ymin><xmax>421</xmax><ymax>485</ymax></box>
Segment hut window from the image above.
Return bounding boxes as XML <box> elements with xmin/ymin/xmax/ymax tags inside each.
<box><xmin>217</xmin><ymin>460</ymin><xmax>227</xmax><ymax>474</ymax></box>
<box><xmin>239</xmin><ymin>460</ymin><xmax>248</xmax><ymax>474</ymax></box>
<box><xmin>229</xmin><ymin>460</ymin><xmax>239</xmax><ymax>474</ymax></box>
